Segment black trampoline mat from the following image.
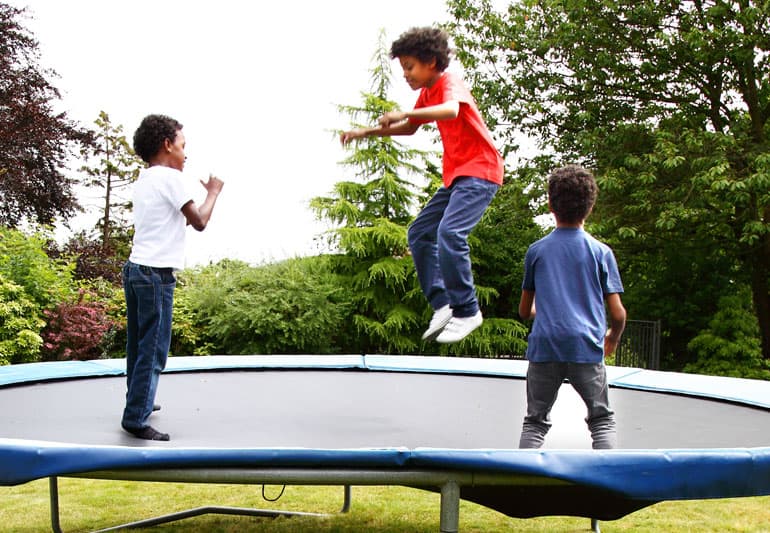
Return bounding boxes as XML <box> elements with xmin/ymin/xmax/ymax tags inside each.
<box><xmin>1</xmin><ymin>369</ymin><xmax>769</xmax><ymax>449</ymax></box>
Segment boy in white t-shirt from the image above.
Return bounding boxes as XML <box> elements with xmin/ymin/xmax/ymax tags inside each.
<box><xmin>122</xmin><ymin>114</ymin><xmax>223</xmax><ymax>441</ymax></box>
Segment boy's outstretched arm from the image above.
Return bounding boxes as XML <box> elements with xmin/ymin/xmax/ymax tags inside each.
<box><xmin>340</xmin><ymin>100</ymin><xmax>460</xmax><ymax>145</ymax></box>
<box><xmin>340</xmin><ymin>119</ymin><xmax>418</xmax><ymax>144</ymax></box>
<box><xmin>604</xmin><ymin>293</ymin><xmax>627</xmax><ymax>356</ymax></box>
<box><xmin>182</xmin><ymin>174</ymin><xmax>224</xmax><ymax>231</ymax></box>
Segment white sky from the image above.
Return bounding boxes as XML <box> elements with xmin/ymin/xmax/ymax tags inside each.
<box><xmin>10</xmin><ymin>0</ymin><xmax>452</xmax><ymax>267</ymax></box>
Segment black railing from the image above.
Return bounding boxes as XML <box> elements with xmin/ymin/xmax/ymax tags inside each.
<box><xmin>615</xmin><ymin>319</ymin><xmax>661</xmax><ymax>370</ymax></box>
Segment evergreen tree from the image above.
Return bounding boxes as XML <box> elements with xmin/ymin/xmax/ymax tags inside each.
<box><xmin>311</xmin><ymin>30</ymin><xmax>441</xmax><ymax>354</ymax></box>
<box><xmin>313</xmin><ymin>30</ymin><xmax>529</xmax><ymax>357</ymax></box>
<box><xmin>79</xmin><ymin>110</ymin><xmax>142</xmax><ymax>252</ymax></box>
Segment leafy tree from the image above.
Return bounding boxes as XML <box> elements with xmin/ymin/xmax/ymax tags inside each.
<box><xmin>311</xmin><ymin>30</ymin><xmax>441</xmax><ymax>354</ymax></box>
<box><xmin>0</xmin><ymin>3</ymin><xmax>91</xmax><ymax>227</ymax></box>
<box><xmin>79</xmin><ymin>111</ymin><xmax>142</xmax><ymax>251</ymax></box>
<box><xmin>448</xmin><ymin>0</ymin><xmax>770</xmax><ymax>363</ymax></box>
<box><xmin>56</xmin><ymin>230</ymin><xmax>128</xmax><ymax>284</ymax></box>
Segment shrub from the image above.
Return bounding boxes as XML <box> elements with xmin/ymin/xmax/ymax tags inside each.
<box><xmin>0</xmin><ymin>274</ymin><xmax>44</xmax><ymax>364</ymax></box>
<box><xmin>40</xmin><ymin>290</ymin><xmax>117</xmax><ymax>361</ymax></box>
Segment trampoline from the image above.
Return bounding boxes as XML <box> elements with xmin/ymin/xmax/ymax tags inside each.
<box><xmin>1</xmin><ymin>354</ymin><xmax>769</xmax><ymax>532</ymax></box>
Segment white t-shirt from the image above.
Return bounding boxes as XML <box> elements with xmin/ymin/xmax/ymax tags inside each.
<box><xmin>128</xmin><ymin>165</ymin><xmax>192</xmax><ymax>270</ymax></box>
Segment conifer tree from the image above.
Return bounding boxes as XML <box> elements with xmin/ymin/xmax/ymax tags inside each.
<box><xmin>312</xmin><ymin>30</ymin><xmax>441</xmax><ymax>354</ymax></box>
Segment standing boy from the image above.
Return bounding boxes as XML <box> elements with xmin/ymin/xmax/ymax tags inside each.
<box><xmin>341</xmin><ymin>27</ymin><xmax>504</xmax><ymax>344</ymax></box>
<box><xmin>122</xmin><ymin>114</ymin><xmax>223</xmax><ymax>441</ymax></box>
<box><xmin>518</xmin><ymin>165</ymin><xmax>626</xmax><ymax>449</ymax></box>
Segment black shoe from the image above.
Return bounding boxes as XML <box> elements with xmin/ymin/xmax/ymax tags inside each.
<box><xmin>152</xmin><ymin>404</ymin><xmax>161</xmax><ymax>412</ymax></box>
<box><xmin>123</xmin><ymin>425</ymin><xmax>170</xmax><ymax>441</ymax></box>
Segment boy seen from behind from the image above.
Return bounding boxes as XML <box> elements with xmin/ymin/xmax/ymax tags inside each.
<box><xmin>518</xmin><ymin>165</ymin><xmax>626</xmax><ymax>449</ymax></box>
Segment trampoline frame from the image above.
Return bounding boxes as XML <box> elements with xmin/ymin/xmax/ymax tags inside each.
<box><xmin>50</xmin><ymin>467</ymin><xmax>584</xmax><ymax>533</ymax></box>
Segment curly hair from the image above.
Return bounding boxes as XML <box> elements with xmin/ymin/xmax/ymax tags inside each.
<box><xmin>547</xmin><ymin>165</ymin><xmax>598</xmax><ymax>224</ymax></box>
<box><xmin>132</xmin><ymin>114</ymin><xmax>183</xmax><ymax>163</ymax></box>
<box><xmin>390</xmin><ymin>27</ymin><xmax>451</xmax><ymax>72</ymax></box>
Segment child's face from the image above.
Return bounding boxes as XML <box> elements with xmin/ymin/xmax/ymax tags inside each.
<box><xmin>397</xmin><ymin>55</ymin><xmax>439</xmax><ymax>90</ymax></box>
<box><xmin>165</xmin><ymin>129</ymin><xmax>187</xmax><ymax>171</ymax></box>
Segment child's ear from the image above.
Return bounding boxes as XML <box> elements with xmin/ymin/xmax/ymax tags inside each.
<box><xmin>163</xmin><ymin>138</ymin><xmax>173</xmax><ymax>153</ymax></box>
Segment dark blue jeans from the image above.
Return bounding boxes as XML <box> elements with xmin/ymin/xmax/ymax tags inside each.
<box><xmin>407</xmin><ymin>177</ymin><xmax>499</xmax><ymax>318</ymax></box>
<box><xmin>121</xmin><ymin>261</ymin><xmax>175</xmax><ymax>430</ymax></box>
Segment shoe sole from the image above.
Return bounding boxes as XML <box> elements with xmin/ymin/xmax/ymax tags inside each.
<box><xmin>422</xmin><ymin>317</ymin><xmax>452</xmax><ymax>342</ymax></box>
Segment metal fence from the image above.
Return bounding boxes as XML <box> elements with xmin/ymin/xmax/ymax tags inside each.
<box><xmin>615</xmin><ymin>319</ymin><xmax>661</xmax><ymax>370</ymax></box>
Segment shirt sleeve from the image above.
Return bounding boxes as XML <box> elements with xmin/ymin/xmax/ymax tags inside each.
<box><xmin>601</xmin><ymin>249</ymin><xmax>624</xmax><ymax>295</ymax></box>
<box><xmin>161</xmin><ymin>172</ymin><xmax>193</xmax><ymax>211</ymax></box>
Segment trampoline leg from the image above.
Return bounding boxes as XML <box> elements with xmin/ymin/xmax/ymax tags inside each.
<box><xmin>439</xmin><ymin>480</ymin><xmax>460</xmax><ymax>533</ymax></box>
<box><xmin>49</xmin><ymin>476</ymin><xmax>62</xmax><ymax>533</ymax></box>
<box><xmin>340</xmin><ymin>485</ymin><xmax>352</xmax><ymax>513</ymax></box>
<box><xmin>591</xmin><ymin>518</ymin><xmax>601</xmax><ymax>533</ymax></box>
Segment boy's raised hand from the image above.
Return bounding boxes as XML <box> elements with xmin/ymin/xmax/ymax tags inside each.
<box><xmin>200</xmin><ymin>174</ymin><xmax>224</xmax><ymax>194</ymax></box>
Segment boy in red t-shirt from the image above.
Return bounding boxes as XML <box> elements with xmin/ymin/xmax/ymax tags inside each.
<box><xmin>341</xmin><ymin>26</ymin><xmax>503</xmax><ymax>343</ymax></box>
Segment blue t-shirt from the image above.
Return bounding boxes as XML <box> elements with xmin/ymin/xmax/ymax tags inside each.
<box><xmin>521</xmin><ymin>227</ymin><xmax>624</xmax><ymax>363</ymax></box>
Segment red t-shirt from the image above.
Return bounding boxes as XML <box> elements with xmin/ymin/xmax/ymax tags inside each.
<box><xmin>410</xmin><ymin>71</ymin><xmax>504</xmax><ymax>187</ymax></box>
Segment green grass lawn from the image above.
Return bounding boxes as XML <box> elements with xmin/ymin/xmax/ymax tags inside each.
<box><xmin>2</xmin><ymin>478</ymin><xmax>769</xmax><ymax>532</ymax></box>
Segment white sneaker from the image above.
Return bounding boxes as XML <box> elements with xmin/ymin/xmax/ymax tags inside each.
<box><xmin>422</xmin><ymin>305</ymin><xmax>453</xmax><ymax>341</ymax></box>
<box><xmin>436</xmin><ymin>311</ymin><xmax>483</xmax><ymax>343</ymax></box>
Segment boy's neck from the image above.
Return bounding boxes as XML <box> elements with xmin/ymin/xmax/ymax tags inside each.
<box><xmin>555</xmin><ymin>220</ymin><xmax>584</xmax><ymax>229</ymax></box>
<box><xmin>425</xmin><ymin>71</ymin><xmax>444</xmax><ymax>88</ymax></box>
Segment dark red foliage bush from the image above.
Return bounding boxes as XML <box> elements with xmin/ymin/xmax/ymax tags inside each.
<box><xmin>41</xmin><ymin>291</ymin><xmax>117</xmax><ymax>361</ymax></box>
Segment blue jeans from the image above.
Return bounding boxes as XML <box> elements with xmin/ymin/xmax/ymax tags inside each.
<box><xmin>407</xmin><ymin>177</ymin><xmax>499</xmax><ymax>318</ymax></box>
<box><xmin>519</xmin><ymin>362</ymin><xmax>617</xmax><ymax>449</ymax></box>
<box><xmin>121</xmin><ymin>261</ymin><xmax>175</xmax><ymax>430</ymax></box>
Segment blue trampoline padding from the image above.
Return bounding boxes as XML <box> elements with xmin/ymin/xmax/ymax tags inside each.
<box><xmin>0</xmin><ymin>360</ymin><xmax>124</xmax><ymax>386</ymax></box>
<box><xmin>608</xmin><ymin>368</ymin><xmax>770</xmax><ymax>409</ymax></box>
<box><xmin>363</xmin><ymin>354</ymin><xmax>529</xmax><ymax>377</ymax></box>
<box><xmin>162</xmin><ymin>354</ymin><xmax>366</xmax><ymax>373</ymax></box>
<box><xmin>0</xmin><ymin>355</ymin><xmax>366</xmax><ymax>386</ymax></box>
<box><xmin>1</xmin><ymin>438</ymin><xmax>769</xmax><ymax>503</ymax></box>
<box><xmin>412</xmin><ymin>447</ymin><xmax>770</xmax><ymax>501</ymax></box>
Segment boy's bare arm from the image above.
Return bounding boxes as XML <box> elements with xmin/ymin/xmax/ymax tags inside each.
<box><xmin>380</xmin><ymin>100</ymin><xmax>460</xmax><ymax>127</ymax></box>
<box><xmin>604</xmin><ymin>293</ymin><xmax>627</xmax><ymax>356</ymax></box>
<box><xmin>340</xmin><ymin>119</ymin><xmax>419</xmax><ymax>144</ymax></box>
<box><xmin>182</xmin><ymin>174</ymin><xmax>224</xmax><ymax>231</ymax></box>
<box><xmin>340</xmin><ymin>100</ymin><xmax>460</xmax><ymax>145</ymax></box>
<box><xmin>518</xmin><ymin>289</ymin><xmax>536</xmax><ymax>320</ymax></box>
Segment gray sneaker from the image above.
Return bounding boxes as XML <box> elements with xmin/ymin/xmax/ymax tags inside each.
<box><xmin>422</xmin><ymin>305</ymin><xmax>452</xmax><ymax>341</ymax></box>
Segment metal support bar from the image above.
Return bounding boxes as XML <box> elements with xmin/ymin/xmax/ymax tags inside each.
<box><xmin>48</xmin><ymin>475</ymin><xmax>352</xmax><ymax>533</ymax></box>
<box><xmin>591</xmin><ymin>518</ymin><xmax>601</xmax><ymax>533</ymax></box>
<box><xmin>50</xmin><ymin>468</ymin><xmax>573</xmax><ymax>532</ymax></box>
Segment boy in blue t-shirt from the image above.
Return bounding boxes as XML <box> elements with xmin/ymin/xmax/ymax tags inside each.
<box><xmin>518</xmin><ymin>165</ymin><xmax>626</xmax><ymax>449</ymax></box>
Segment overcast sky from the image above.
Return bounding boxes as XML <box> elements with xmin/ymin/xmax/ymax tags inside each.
<box><xmin>10</xmin><ymin>0</ymin><xmax>453</xmax><ymax>266</ymax></box>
